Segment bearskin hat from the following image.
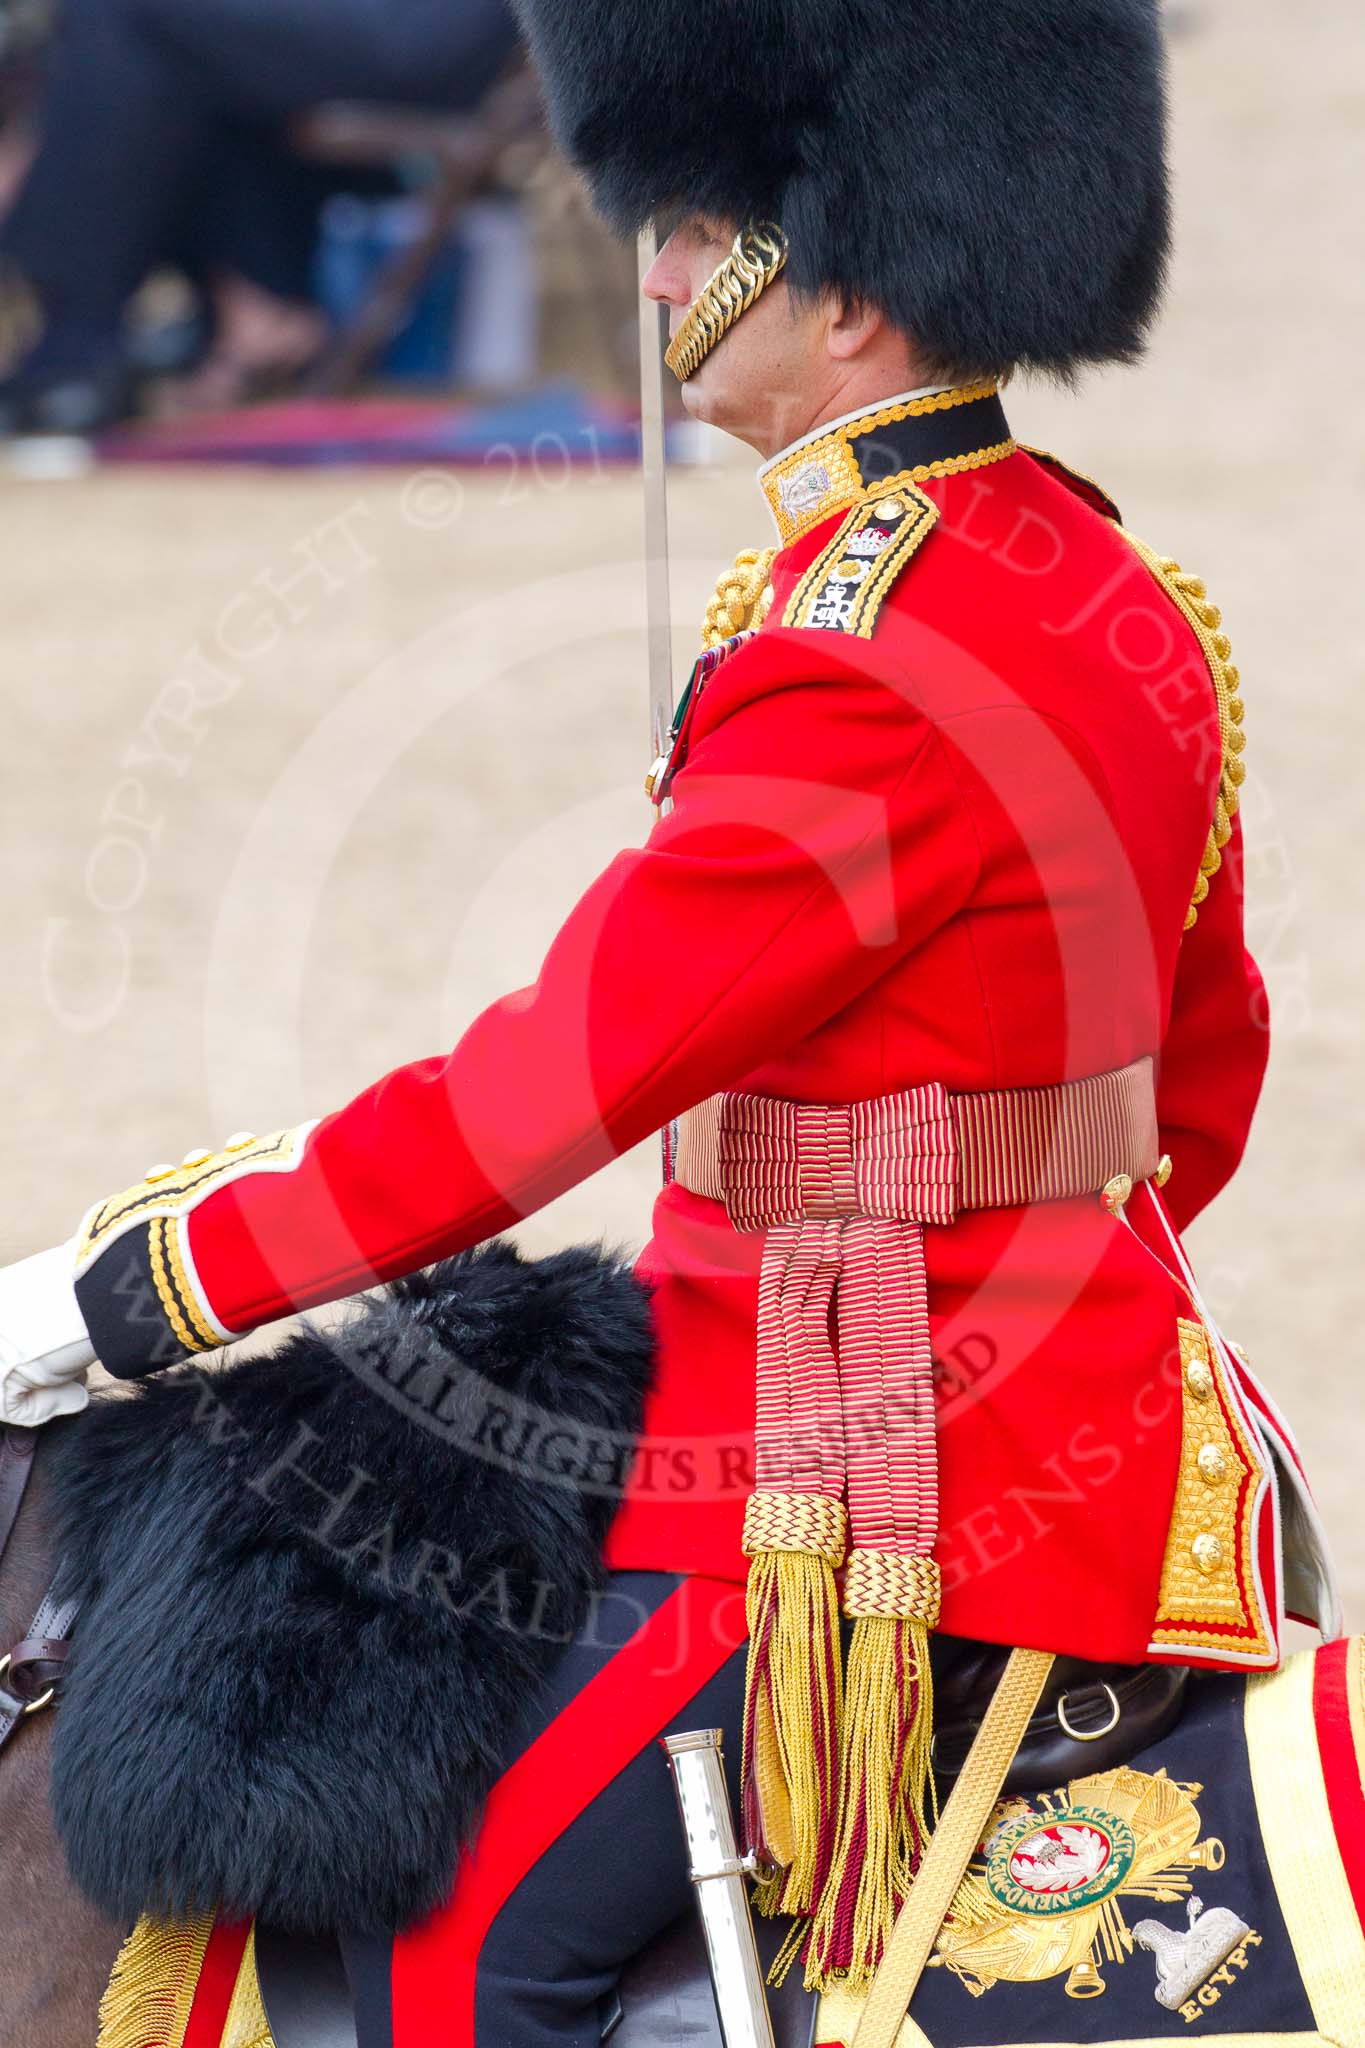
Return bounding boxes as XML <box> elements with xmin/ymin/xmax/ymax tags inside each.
<box><xmin>513</xmin><ymin>0</ymin><xmax>1170</xmax><ymax>379</ymax></box>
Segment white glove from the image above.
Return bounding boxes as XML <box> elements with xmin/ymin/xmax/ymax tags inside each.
<box><xmin>0</xmin><ymin>1241</ymin><xmax>96</xmax><ymax>1425</ymax></box>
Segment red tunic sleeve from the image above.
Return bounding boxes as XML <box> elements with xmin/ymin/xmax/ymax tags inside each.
<box><xmin>1154</xmin><ymin>815</ymin><xmax>1270</xmax><ymax>1230</ymax></box>
<box><xmin>74</xmin><ymin>630</ymin><xmax>982</xmax><ymax>1370</ymax></box>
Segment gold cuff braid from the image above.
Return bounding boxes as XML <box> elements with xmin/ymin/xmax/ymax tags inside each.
<box><xmin>743</xmin><ymin>1489</ymin><xmax>848</xmax><ymax>1566</ymax></box>
<box><xmin>664</xmin><ymin>223</ymin><xmax>789</xmax><ymax>384</ymax></box>
<box><xmin>842</xmin><ymin>1549</ymin><xmax>942</xmax><ymax>1624</ymax></box>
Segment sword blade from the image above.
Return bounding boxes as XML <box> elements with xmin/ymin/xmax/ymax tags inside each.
<box><xmin>637</xmin><ymin>226</ymin><xmax>675</xmax><ymax>763</ymax></box>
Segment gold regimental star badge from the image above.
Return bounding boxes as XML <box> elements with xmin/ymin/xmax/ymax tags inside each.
<box><xmin>930</xmin><ymin>1765</ymin><xmax>1226</xmax><ymax>2000</ymax></box>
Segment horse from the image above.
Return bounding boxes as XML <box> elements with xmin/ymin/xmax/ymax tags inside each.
<box><xmin>0</xmin><ymin>1410</ymin><xmax>799</xmax><ymax>2048</ymax></box>
<box><xmin>3</xmin><ymin>1401</ymin><xmax>1345</xmax><ymax>2048</ymax></box>
<box><xmin>0</xmin><ymin>1421</ymin><xmax>122</xmax><ymax>2048</ymax></box>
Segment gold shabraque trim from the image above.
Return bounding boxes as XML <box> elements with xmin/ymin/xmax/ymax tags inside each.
<box><xmin>820</xmin><ymin>2033</ymin><xmax>1326</xmax><ymax>2048</ymax></box>
<box><xmin>782</xmin><ymin>485</ymin><xmax>939</xmax><ymax>639</ymax></box>
<box><xmin>1246</xmin><ymin>1647</ymin><xmax>1365</xmax><ymax>2040</ymax></box>
<box><xmin>700</xmin><ymin>547</ymin><xmax>777</xmax><ymax>650</ymax></box>
<box><xmin>817</xmin><ymin>1997</ymin><xmax>1327</xmax><ymax>2047</ymax></box>
<box><xmin>1120</xmin><ymin>530</ymin><xmax>1247</xmax><ymax>931</ymax></box>
<box><xmin>664</xmin><ymin>222</ymin><xmax>789</xmax><ymax>384</ymax></box>
<box><xmin>97</xmin><ymin>1912</ymin><xmax>216</xmax><ymax>2048</ymax></box>
<box><xmin>75</xmin><ymin>1123</ymin><xmax>314</xmax><ymax>1273</ymax></box>
<box><xmin>221</xmin><ymin>1926</ymin><xmax>275</xmax><ymax>2048</ymax></box>
<box><xmin>1150</xmin><ymin>1317</ymin><xmax>1273</xmax><ymax>1659</ymax></box>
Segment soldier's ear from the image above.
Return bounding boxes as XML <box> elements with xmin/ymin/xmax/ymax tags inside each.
<box><xmin>824</xmin><ymin>292</ymin><xmax>885</xmax><ymax>362</ymax></box>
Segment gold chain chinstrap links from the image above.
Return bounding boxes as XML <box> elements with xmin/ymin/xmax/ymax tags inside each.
<box><xmin>665</xmin><ymin>223</ymin><xmax>789</xmax><ymax>384</ymax></box>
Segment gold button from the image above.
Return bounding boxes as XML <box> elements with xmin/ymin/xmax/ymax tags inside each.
<box><xmin>1191</xmin><ymin>1532</ymin><xmax>1224</xmax><ymax>1576</ymax></box>
<box><xmin>873</xmin><ymin>496</ymin><xmax>905</xmax><ymax>520</ymax></box>
<box><xmin>1153</xmin><ymin>1154</ymin><xmax>1174</xmax><ymax>1189</ymax></box>
<box><xmin>1186</xmin><ymin>1358</ymin><xmax>1215</xmax><ymax>1402</ymax></box>
<box><xmin>223</xmin><ymin>1131</ymin><xmax>257</xmax><ymax>1152</ymax></box>
<box><xmin>181</xmin><ymin>1147</ymin><xmax>213</xmax><ymax>1169</ymax></box>
<box><xmin>1197</xmin><ymin>1442</ymin><xmax>1230</xmax><ymax>1485</ymax></box>
<box><xmin>1099</xmin><ymin>1174</ymin><xmax>1133</xmax><ymax>1215</ymax></box>
<box><xmin>143</xmin><ymin>1163</ymin><xmax>177</xmax><ymax>1184</ymax></box>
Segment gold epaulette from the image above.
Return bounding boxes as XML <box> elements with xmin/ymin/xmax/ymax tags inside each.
<box><xmin>1121</xmin><ymin>532</ymin><xmax>1248</xmax><ymax>931</ymax></box>
<box><xmin>700</xmin><ymin>548</ymin><xmax>777</xmax><ymax>650</ymax></box>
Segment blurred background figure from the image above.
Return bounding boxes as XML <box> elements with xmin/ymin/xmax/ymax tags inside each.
<box><xmin>0</xmin><ymin>0</ymin><xmax>519</xmax><ymax>432</ymax></box>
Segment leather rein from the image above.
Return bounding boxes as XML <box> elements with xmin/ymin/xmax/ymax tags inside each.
<box><xmin>0</xmin><ymin>1424</ymin><xmax>78</xmax><ymax>1756</ymax></box>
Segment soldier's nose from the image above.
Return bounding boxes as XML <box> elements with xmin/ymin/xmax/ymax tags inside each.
<box><xmin>641</xmin><ymin>240</ymin><xmax>692</xmax><ymax>310</ymax></box>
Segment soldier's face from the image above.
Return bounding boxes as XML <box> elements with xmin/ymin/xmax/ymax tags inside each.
<box><xmin>642</xmin><ymin>216</ymin><xmax>834</xmax><ymax>456</ymax></box>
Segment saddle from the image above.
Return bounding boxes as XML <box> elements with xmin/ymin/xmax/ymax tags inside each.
<box><xmin>251</xmin><ymin>1647</ymin><xmax>1187</xmax><ymax>2048</ymax></box>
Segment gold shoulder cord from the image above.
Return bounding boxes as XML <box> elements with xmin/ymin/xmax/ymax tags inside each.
<box><xmin>700</xmin><ymin>548</ymin><xmax>777</xmax><ymax>650</ymax></box>
<box><xmin>1121</xmin><ymin>532</ymin><xmax>1248</xmax><ymax>930</ymax></box>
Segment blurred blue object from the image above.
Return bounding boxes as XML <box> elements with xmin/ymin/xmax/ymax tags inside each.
<box><xmin>315</xmin><ymin>192</ymin><xmax>537</xmax><ymax>386</ymax></box>
<box><xmin>316</xmin><ymin>194</ymin><xmax>467</xmax><ymax>380</ymax></box>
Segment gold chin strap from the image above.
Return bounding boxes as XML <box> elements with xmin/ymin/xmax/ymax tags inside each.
<box><xmin>664</xmin><ymin>222</ymin><xmax>789</xmax><ymax>383</ymax></box>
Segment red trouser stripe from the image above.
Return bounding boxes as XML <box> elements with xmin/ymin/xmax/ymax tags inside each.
<box><xmin>181</xmin><ymin>1919</ymin><xmax>251</xmax><ymax>2048</ymax></box>
<box><xmin>389</xmin><ymin>1575</ymin><xmax>750</xmax><ymax>2048</ymax></box>
<box><xmin>1312</xmin><ymin>1637</ymin><xmax>1365</xmax><ymax>1928</ymax></box>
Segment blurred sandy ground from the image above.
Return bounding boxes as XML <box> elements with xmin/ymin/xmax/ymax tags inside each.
<box><xmin>1</xmin><ymin>0</ymin><xmax>1362</xmax><ymax>1618</ymax></box>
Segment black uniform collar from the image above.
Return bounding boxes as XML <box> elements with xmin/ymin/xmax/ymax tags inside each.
<box><xmin>759</xmin><ymin>380</ymin><xmax>1014</xmax><ymax>548</ymax></box>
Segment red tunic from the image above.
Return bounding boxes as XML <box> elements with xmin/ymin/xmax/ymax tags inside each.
<box><xmin>75</xmin><ymin>407</ymin><xmax>1312</xmax><ymax>1669</ymax></box>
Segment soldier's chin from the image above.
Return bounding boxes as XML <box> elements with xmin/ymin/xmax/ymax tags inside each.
<box><xmin>677</xmin><ymin>355</ymin><xmax>758</xmax><ymax>443</ymax></box>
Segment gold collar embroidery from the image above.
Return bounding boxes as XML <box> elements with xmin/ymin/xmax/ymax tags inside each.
<box><xmin>758</xmin><ymin>380</ymin><xmax>1016</xmax><ymax>548</ymax></box>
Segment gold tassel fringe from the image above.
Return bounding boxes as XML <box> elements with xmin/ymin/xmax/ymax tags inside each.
<box><xmin>97</xmin><ymin>1912</ymin><xmax>217</xmax><ymax>2048</ymax></box>
<box><xmin>805</xmin><ymin>1612</ymin><xmax>936</xmax><ymax>1989</ymax></box>
<box><xmin>743</xmin><ymin>1544</ymin><xmax>845</xmax><ymax>1919</ymax></box>
<box><xmin>96</xmin><ymin>1915</ymin><xmax>274</xmax><ymax>2048</ymax></box>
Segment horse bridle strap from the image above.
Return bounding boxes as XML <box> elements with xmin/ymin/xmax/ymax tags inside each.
<box><xmin>0</xmin><ymin>1423</ymin><xmax>79</xmax><ymax>1754</ymax></box>
<box><xmin>0</xmin><ymin>1424</ymin><xmax>37</xmax><ymax>1557</ymax></box>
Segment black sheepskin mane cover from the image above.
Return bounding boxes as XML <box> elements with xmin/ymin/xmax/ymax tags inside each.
<box><xmin>513</xmin><ymin>0</ymin><xmax>1171</xmax><ymax>379</ymax></box>
<box><xmin>46</xmin><ymin>1242</ymin><xmax>655</xmax><ymax>1933</ymax></box>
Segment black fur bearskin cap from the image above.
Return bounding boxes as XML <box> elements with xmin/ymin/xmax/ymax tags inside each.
<box><xmin>513</xmin><ymin>0</ymin><xmax>1171</xmax><ymax>380</ymax></box>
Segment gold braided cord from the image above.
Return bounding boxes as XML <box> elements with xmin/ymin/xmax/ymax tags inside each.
<box><xmin>845</xmin><ymin>379</ymin><xmax>1000</xmax><ymax>434</ymax></box>
<box><xmin>742</xmin><ymin>1488</ymin><xmax>849</xmax><ymax>1565</ymax></box>
<box><xmin>701</xmin><ymin>547</ymin><xmax>777</xmax><ymax>649</ymax></box>
<box><xmin>843</xmin><ymin>1549</ymin><xmax>942</xmax><ymax>1626</ymax></box>
<box><xmin>850</xmin><ymin>1650</ymin><xmax>1057</xmax><ymax>2047</ymax></box>
<box><xmin>1121</xmin><ymin>531</ymin><xmax>1247</xmax><ymax>931</ymax></box>
<box><xmin>664</xmin><ymin>223</ymin><xmax>790</xmax><ymax>383</ymax></box>
<box><xmin>870</xmin><ymin>439</ymin><xmax>1017</xmax><ymax>499</ymax></box>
